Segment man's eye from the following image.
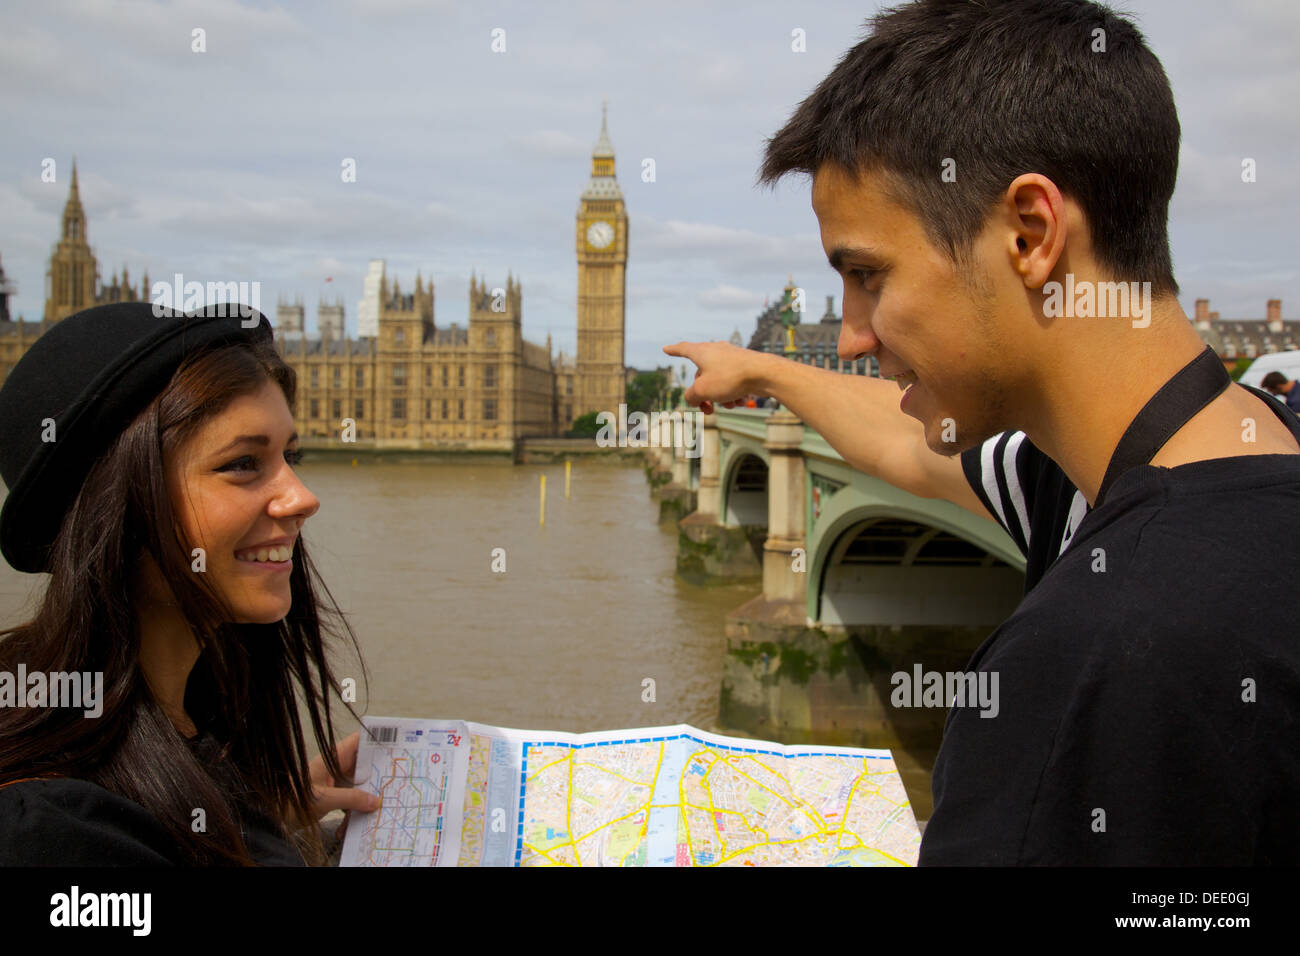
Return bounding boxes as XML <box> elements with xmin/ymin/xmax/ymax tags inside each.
<box><xmin>850</xmin><ymin>268</ymin><xmax>879</xmax><ymax>286</ymax></box>
<box><xmin>285</xmin><ymin>449</ymin><xmax>304</xmax><ymax>466</ymax></box>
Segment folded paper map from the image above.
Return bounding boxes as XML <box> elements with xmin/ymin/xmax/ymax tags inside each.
<box><xmin>339</xmin><ymin>716</ymin><xmax>922</xmax><ymax>867</ymax></box>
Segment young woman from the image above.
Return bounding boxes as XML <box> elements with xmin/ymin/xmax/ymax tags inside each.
<box><xmin>0</xmin><ymin>302</ymin><xmax>377</xmax><ymax>865</ymax></box>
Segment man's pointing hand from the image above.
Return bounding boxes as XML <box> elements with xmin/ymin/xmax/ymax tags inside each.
<box><xmin>663</xmin><ymin>341</ymin><xmax>766</xmax><ymax>415</ymax></box>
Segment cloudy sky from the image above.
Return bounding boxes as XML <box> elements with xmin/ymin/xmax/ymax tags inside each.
<box><xmin>2</xmin><ymin>0</ymin><xmax>1296</xmax><ymax>372</ymax></box>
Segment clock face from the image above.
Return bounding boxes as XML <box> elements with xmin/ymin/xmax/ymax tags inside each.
<box><xmin>586</xmin><ymin>220</ymin><xmax>615</xmax><ymax>249</ymax></box>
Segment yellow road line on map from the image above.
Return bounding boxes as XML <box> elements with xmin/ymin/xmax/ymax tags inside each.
<box><xmin>713</xmin><ymin>829</ymin><xmax>822</xmax><ymax>865</ymax></box>
<box><xmin>522</xmin><ymin>841</ymin><xmax>576</xmax><ymax>867</ymax></box>
<box><xmin>840</xmin><ymin>768</ymin><xmax>867</xmax><ymax>833</ymax></box>
<box><xmin>715</xmin><ymin>754</ymin><xmax>796</xmax><ymax>809</ymax></box>
<box><xmin>704</xmin><ymin>766</ymin><xmax>724</xmax><ymax>850</ymax></box>
<box><xmin>678</xmin><ymin>772</ymin><xmax>697</xmax><ymax>866</ymax></box>
<box><xmin>526</xmin><ymin>752</ymin><xmax>573</xmax><ymax>782</ymax></box>
<box><xmin>567</xmin><ymin>751</ymin><xmax>579</xmax><ymax>867</ymax></box>
<box><xmin>738</xmin><ymin>754</ymin><xmax>796</xmax><ymax>793</ymax></box>
<box><xmin>582</xmin><ymin>762</ymin><xmax>656</xmax><ymax>788</ymax></box>
<box><xmin>572</xmin><ymin>795</ymin><xmax>651</xmax><ymax>843</ymax></box>
<box><xmin>614</xmin><ymin>742</ymin><xmax>663</xmax><ymax>867</ymax></box>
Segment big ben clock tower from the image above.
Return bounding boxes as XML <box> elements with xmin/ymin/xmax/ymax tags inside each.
<box><xmin>575</xmin><ymin>101</ymin><xmax>628</xmax><ymax>424</ymax></box>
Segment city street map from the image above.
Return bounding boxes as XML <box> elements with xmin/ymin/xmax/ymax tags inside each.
<box><xmin>339</xmin><ymin>716</ymin><xmax>922</xmax><ymax>867</ymax></box>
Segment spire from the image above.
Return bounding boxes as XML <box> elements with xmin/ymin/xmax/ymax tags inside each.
<box><xmin>582</xmin><ymin>102</ymin><xmax>621</xmax><ymax>201</ymax></box>
<box><xmin>592</xmin><ymin>99</ymin><xmax>614</xmax><ymax>158</ymax></box>
<box><xmin>62</xmin><ymin>156</ymin><xmax>87</xmax><ymax>242</ymax></box>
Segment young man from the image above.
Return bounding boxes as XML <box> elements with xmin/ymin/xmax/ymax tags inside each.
<box><xmin>665</xmin><ymin>0</ymin><xmax>1300</xmax><ymax>864</ymax></box>
<box><xmin>1261</xmin><ymin>371</ymin><xmax>1300</xmax><ymax>414</ymax></box>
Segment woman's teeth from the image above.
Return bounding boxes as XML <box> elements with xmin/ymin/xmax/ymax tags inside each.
<box><xmin>235</xmin><ymin>546</ymin><xmax>293</xmax><ymax>563</ymax></box>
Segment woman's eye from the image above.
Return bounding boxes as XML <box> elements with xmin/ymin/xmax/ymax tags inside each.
<box><xmin>221</xmin><ymin>450</ymin><xmax>303</xmax><ymax>473</ymax></box>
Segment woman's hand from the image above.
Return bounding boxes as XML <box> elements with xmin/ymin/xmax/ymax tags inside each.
<box><xmin>302</xmin><ymin>730</ymin><xmax>381</xmax><ymax>826</ymax></box>
<box><xmin>662</xmin><ymin>341</ymin><xmax>768</xmax><ymax>414</ymax></box>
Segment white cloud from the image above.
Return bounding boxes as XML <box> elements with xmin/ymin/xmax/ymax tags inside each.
<box><xmin>697</xmin><ymin>283</ymin><xmax>765</xmax><ymax>310</ymax></box>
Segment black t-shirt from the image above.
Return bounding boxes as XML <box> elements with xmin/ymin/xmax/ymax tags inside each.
<box><xmin>0</xmin><ymin>663</ymin><xmax>306</xmax><ymax>866</ymax></box>
<box><xmin>0</xmin><ymin>751</ymin><xmax>306</xmax><ymax>866</ymax></box>
<box><xmin>923</xmin><ymin>385</ymin><xmax>1300</xmax><ymax>864</ymax></box>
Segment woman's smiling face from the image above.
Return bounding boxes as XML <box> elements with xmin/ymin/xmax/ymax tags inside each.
<box><xmin>165</xmin><ymin>379</ymin><xmax>320</xmax><ymax>623</ymax></box>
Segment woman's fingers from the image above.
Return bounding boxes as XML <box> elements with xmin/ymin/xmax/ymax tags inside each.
<box><xmin>313</xmin><ymin>784</ymin><xmax>381</xmax><ymax>817</ymax></box>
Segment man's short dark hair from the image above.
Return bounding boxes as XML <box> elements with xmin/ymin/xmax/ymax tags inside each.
<box><xmin>1261</xmin><ymin>371</ymin><xmax>1288</xmax><ymax>390</ymax></box>
<box><xmin>759</xmin><ymin>0</ymin><xmax>1181</xmax><ymax>296</ymax></box>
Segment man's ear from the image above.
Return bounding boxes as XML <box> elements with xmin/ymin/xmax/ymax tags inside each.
<box><xmin>1002</xmin><ymin>173</ymin><xmax>1068</xmax><ymax>291</ymax></box>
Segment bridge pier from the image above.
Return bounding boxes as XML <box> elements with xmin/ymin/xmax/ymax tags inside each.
<box><xmin>676</xmin><ymin>409</ymin><xmax>763</xmax><ymax>584</ymax></box>
<box><xmin>759</xmin><ymin>409</ymin><xmax>806</xmax><ymax>605</ymax></box>
<box><xmin>654</xmin><ymin>413</ymin><xmax>696</xmax><ymax>522</ymax></box>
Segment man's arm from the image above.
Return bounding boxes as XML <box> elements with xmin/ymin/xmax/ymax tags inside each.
<box><xmin>750</xmin><ymin>351</ymin><xmax>995</xmax><ymax>522</ymax></box>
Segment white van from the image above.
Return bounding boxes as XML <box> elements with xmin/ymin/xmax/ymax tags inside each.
<box><xmin>1237</xmin><ymin>350</ymin><xmax>1300</xmax><ymax>390</ymax></box>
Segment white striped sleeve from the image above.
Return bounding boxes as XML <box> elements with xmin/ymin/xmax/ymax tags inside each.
<box><xmin>963</xmin><ymin>430</ymin><xmax>1032</xmax><ymax>556</ymax></box>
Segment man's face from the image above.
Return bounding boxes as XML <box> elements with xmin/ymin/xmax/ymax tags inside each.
<box><xmin>811</xmin><ymin>161</ymin><xmax>1014</xmax><ymax>455</ymax></box>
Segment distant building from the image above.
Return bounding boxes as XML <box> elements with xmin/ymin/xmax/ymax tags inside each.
<box><xmin>42</xmin><ymin>160</ymin><xmax>149</xmax><ymax>323</ymax></box>
<box><xmin>0</xmin><ymin>254</ymin><xmax>14</xmax><ymax>323</ymax></box>
<box><xmin>1192</xmin><ymin>298</ymin><xmax>1296</xmax><ymax>374</ymax></box>
<box><xmin>276</xmin><ymin>296</ymin><xmax>305</xmax><ymax>335</ymax></box>
<box><xmin>3</xmin><ymin>114</ymin><xmax>631</xmax><ymax>448</ymax></box>
<box><xmin>747</xmin><ymin>276</ymin><xmax>873</xmax><ymax>375</ymax></box>
<box><xmin>276</xmin><ymin>271</ymin><xmax>558</xmax><ymax>447</ymax></box>
<box><xmin>356</xmin><ymin>259</ymin><xmax>384</xmax><ymax>339</ymax></box>
<box><xmin>317</xmin><ymin>298</ymin><xmax>345</xmax><ymax>340</ymax></box>
<box><xmin>575</xmin><ymin>101</ymin><xmax>630</xmax><ymax>420</ymax></box>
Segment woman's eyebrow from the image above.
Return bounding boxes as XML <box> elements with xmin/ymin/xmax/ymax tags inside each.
<box><xmin>214</xmin><ymin>432</ymin><xmax>300</xmax><ymax>455</ymax></box>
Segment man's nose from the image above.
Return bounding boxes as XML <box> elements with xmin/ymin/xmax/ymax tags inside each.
<box><xmin>838</xmin><ymin>319</ymin><xmax>877</xmax><ymax>363</ymax></box>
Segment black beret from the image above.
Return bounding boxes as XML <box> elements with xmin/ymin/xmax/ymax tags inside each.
<box><xmin>0</xmin><ymin>301</ymin><xmax>274</xmax><ymax>574</ymax></box>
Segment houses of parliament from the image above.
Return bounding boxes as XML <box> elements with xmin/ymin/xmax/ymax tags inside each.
<box><xmin>0</xmin><ymin>110</ymin><xmax>630</xmax><ymax>449</ymax></box>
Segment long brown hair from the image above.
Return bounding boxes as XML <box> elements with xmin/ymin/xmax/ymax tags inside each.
<box><xmin>0</xmin><ymin>335</ymin><xmax>368</xmax><ymax>865</ymax></box>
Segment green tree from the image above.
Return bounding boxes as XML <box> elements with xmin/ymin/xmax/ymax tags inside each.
<box><xmin>626</xmin><ymin>370</ymin><xmax>668</xmax><ymax>414</ymax></box>
<box><xmin>568</xmin><ymin>410</ymin><xmax>602</xmax><ymax>437</ymax></box>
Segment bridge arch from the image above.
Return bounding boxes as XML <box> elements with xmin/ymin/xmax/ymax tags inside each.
<box><xmin>809</xmin><ymin>506</ymin><xmax>1025</xmax><ymax>627</ymax></box>
<box><xmin>719</xmin><ymin>449</ymin><xmax>769</xmax><ymax>527</ymax></box>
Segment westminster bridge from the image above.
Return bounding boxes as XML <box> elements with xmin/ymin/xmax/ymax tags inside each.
<box><xmin>645</xmin><ymin>406</ymin><xmax>1029</xmax><ymax>818</ymax></box>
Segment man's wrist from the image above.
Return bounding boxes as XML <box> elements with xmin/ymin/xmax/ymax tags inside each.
<box><xmin>750</xmin><ymin>350</ymin><xmax>786</xmax><ymax>401</ymax></box>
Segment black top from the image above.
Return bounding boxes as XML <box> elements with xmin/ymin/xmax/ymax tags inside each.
<box><xmin>926</xmin><ymin>386</ymin><xmax>1300</xmax><ymax>864</ymax></box>
<box><xmin>0</xmin><ymin>772</ymin><xmax>305</xmax><ymax>866</ymax></box>
<box><xmin>960</xmin><ymin>383</ymin><xmax>1299</xmax><ymax>594</ymax></box>
<box><xmin>0</xmin><ymin>659</ymin><xmax>306</xmax><ymax>866</ymax></box>
<box><xmin>961</xmin><ymin>429</ymin><xmax>1091</xmax><ymax>595</ymax></box>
